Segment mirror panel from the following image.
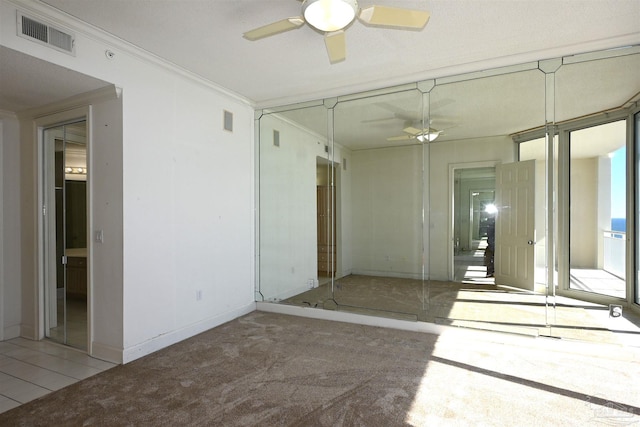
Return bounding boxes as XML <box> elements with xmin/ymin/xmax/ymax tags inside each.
<box><xmin>331</xmin><ymin>89</ymin><xmax>425</xmax><ymax>319</ymax></box>
<box><xmin>426</xmin><ymin>68</ymin><xmax>547</xmax><ymax>331</ymax></box>
<box><xmin>257</xmin><ymin>46</ymin><xmax>640</xmax><ymax>346</ymax></box>
<box><xmin>258</xmin><ymin>104</ymin><xmax>331</xmax><ymax>305</ymax></box>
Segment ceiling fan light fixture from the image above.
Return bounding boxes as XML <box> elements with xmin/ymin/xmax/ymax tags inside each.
<box><xmin>303</xmin><ymin>0</ymin><xmax>358</xmax><ymax>32</ymax></box>
<box><xmin>416</xmin><ymin>131</ymin><xmax>440</xmax><ymax>142</ymax></box>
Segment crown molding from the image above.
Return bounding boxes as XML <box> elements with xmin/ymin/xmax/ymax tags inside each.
<box><xmin>17</xmin><ymin>85</ymin><xmax>120</xmax><ymax>120</ymax></box>
<box><xmin>0</xmin><ymin>110</ymin><xmax>18</xmax><ymax>119</ymax></box>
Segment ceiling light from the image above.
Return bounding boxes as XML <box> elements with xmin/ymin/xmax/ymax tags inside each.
<box><xmin>303</xmin><ymin>0</ymin><xmax>358</xmax><ymax>32</ymax></box>
<box><xmin>416</xmin><ymin>131</ymin><xmax>440</xmax><ymax>142</ymax></box>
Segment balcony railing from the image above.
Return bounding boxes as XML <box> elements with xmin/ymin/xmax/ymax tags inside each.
<box><xmin>603</xmin><ymin>230</ymin><xmax>625</xmax><ymax>279</ymax></box>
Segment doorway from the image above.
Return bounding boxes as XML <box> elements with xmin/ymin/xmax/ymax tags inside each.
<box><xmin>42</xmin><ymin>120</ymin><xmax>88</xmax><ymax>351</ymax></box>
<box><xmin>567</xmin><ymin>120</ymin><xmax>627</xmax><ymax>299</ymax></box>
<box><xmin>451</xmin><ymin>166</ymin><xmax>496</xmax><ymax>283</ymax></box>
<box><xmin>317</xmin><ymin>159</ymin><xmax>336</xmax><ymax>281</ymax></box>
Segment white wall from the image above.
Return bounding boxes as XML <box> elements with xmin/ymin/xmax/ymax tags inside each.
<box><xmin>351</xmin><ymin>145</ymin><xmax>424</xmax><ymax>279</ymax></box>
<box><xmin>0</xmin><ymin>114</ymin><xmax>21</xmax><ymax>340</ymax></box>
<box><xmin>258</xmin><ymin>112</ymin><xmax>351</xmax><ymax>300</ymax></box>
<box><xmin>1</xmin><ymin>0</ymin><xmax>255</xmax><ymax>363</ymax></box>
<box><xmin>259</xmin><ymin>113</ymin><xmax>319</xmax><ymax>300</ymax></box>
<box><xmin>596</xmin><ymin>155</ymin><xmax>612</xmax><ymax>269</ymax></box>
<box><xmin>570</xmin><ymin>158</ymin><xmax>598</xmax><ymax>268</ymax></box>
<box><xmin>336</xmin><ymin>150</ymin><xmax>352</xmax><ymax>278</ymax></box>
<box><xmin>90</xmin><ymin>96</ymin><xmax>124</xmax><ymax>360</ymax></box>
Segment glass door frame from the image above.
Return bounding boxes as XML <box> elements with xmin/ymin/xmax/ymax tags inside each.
<box><xmin>633</xmin><ymin>105</ymin><xmax>640</xmax><ymax>309</ymax></box>
<box><xmin>35</xmin><ymin>106</ymin><xmax>91</xmax><ymax>351</ymax></box>
<box><xmin>555</xmin><ymin>109</ymin><xmax>636</xmax><ymax>308</ymax></box>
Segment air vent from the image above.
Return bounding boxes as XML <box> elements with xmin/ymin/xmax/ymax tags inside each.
<box><xmin>17</xmin><ymin>12</ymin><xmax>75</xmax><ymax>55</ymax></box>
<box><xmin>49</xmin><ymin>27</ymin><xmax>73</xmax><ymax>52</ymax></box>
<box><xmin>223</xmin><ymin>110</ymin><xmax>233</xmax><ymax>132</ymax></box>
<box><xmin>273</xmin><ymin>130</ymin><xmax>280</xmax><ymax>147</ymax></box>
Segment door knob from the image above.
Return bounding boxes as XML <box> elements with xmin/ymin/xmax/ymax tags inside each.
<box><xmin>527</xmin><ymin>240</ymin><xmax>534</xmax><ymax>245</ymax></box>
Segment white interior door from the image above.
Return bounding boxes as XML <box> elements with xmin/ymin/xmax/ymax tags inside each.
<box><xmin>495</xmin><ymin>160</ymin><xmax>536</xmax><ymax>291</ymax></box>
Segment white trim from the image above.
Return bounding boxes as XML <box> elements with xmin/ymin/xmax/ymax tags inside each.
<box><xmin>20</xmin><ymin>323</ymin><xmax>35</xmax><ymax>339</ymax></box>
<box><xmin>0</xmin><ymin>119</ymin><xmax>3</xmax><ymax>341</ymax></box>
<box><xmin>3</xmin><ymin>324</ymin><xmax>20</xmax><ymax>339</ymax></box>
<box><xmin>91</xmin><ymin>341</ymin><xmax>122</xmax><ymax>364</ymax></box>
<box><xmin>255</xmin><ymin>36</ymin><xmax>640</xmax><ymax>109</ymax></box>
<box><xmin>349</xmin><ymin>269</ymin><xmax>423</xmax><ymax>280</ymax></box>
<box><xmin>0</xmin><ymin>110</ymin><xmax>17</xmax><ymax>119</ymax></box>
<box><xmin>262</xmin><ymin>284</ymin><xmax>313</xmax><ymax>303</ymax></box>
<box><xmin>8</xmin><ymin>0</ymin><xmax>253</xmax><ymax>107</ymax></box>
<box><xmin>435</xmin><ymin>61</ymin><xmax>538</xmax><ymax>86</ymax></box>
<box><xmin>122</xmin><ymin>302</ymin><xmax>256</xmax><ymax>364</ymax></box>
<box><xmin>34</xmin><ymin>106</ymin><xmax>90</xmax><ymax>350</ymax></box>
<box><xmin>257</xmin><ymin>301</ymin><xmax>447</xmax><ymax>334</ymax></box>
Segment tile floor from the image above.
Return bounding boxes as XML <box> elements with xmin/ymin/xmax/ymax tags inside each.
<box><xmin>0</xmin><ymin>337</ymin><xmax>116</xmax><ymax>414</ymax></box>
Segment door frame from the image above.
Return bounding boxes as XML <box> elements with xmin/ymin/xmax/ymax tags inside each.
<box><xmin>35</xmin><ymin>106</ymin><xmax>92</xmax><ymax>352</ymax></box>
<box><xmin>555</xmin><ymin>110</ymin><xmax>635</xmax><ymax>307</ymax></box>
<box><xmin>633</xmin><ymin>105</ymin><xmax>640</xmax><ymax>310</ymax></box>
<box><xmin>448</xmin><ymin>161</ymin><xmax>499</xmax><ymax>281</ymax></box>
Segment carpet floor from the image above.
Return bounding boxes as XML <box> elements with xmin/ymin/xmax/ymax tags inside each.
<box><xmin>285</xmin><ymin>275</ymin><xmax>640</xmax><ymax>346</ymax></box>
<box><xmin>1</xmin><ymin>311</ymin><xmax>638</xmax><ymax>426</ymax></box>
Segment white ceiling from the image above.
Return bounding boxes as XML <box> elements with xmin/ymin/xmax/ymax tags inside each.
<box><xmin>1</xmin><ymin>0</ymin><xmax>639</xmax><ymax>152</ymax></box>
<box><xmin>37</xmin><ymin>0</ymin><xmax>640</xmax><ymax>107</ymax></box>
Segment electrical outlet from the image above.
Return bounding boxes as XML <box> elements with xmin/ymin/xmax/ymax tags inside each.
<box><xmin>308</xmin><ymin>279</ymin><xmax>315</xmax><ymax>289</ymax></box>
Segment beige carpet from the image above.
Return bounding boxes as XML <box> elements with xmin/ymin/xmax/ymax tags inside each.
<box><xmin>1</xmin><ymin>311</ymin><xmax>639</xmax><ymax>426</ymax></box>
<box><xmin>286</xmin><ymin>275</ymin><xmax>640</xmax><ymax>346</ymax></box>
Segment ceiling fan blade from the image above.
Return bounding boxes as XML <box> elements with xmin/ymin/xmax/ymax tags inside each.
<box><xmin>243</xmin><ymin>17</ymin><xmax>305</xmax><ymax>41</ymax></box>
<box><xmin>325</xmin><ymin>30</ymin><xmax>346</xmax><ymax>64</ymax></box>
<box><xmin>387</xmin><ymin>135</ymin><xmax>415</xmax><ymax>141</ymax></box>
<box><xmin>359</xmin><ymin>6</ymin><xmax>430</xmax><ymax>29</ymax></box>
<box><xmin>403</xmin><ymin>126</ymin><xmax>424</xmax><ymax>135</ymax></box>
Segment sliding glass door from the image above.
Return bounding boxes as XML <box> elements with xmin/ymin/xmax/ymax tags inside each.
<box><xmin>568</xmin><ymin>120</ymin><xmax>627</xmax><ymax>299</ymax></box>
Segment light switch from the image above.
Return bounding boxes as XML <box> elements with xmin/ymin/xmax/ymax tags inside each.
<box><xmin>95</xmin><ymin>230</ymin><xmax>104</xmax><ymax>243</ymax></box>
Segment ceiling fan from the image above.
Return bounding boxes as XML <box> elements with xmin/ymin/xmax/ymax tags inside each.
<box><xmin>243</xmin><ymin>0</ymin><xmax>430</xmax><ymax>63</ymax></box>
<box><xmin>387</xmin><ymin>126</ymin><xmax>444</xmax><ymax>142</ymax></box>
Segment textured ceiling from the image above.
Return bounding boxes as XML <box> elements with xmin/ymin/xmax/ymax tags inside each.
<box><xmin>38</xmin><ymin>0</ymin><xmax>640</xmax><ymax>107</ymax></box>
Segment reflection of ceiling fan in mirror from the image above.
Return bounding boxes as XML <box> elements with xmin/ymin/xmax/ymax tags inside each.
<box><xmin>243</xmin><ymin>0</ymin><xmax>430</xmax><ymax>63</ymax></box>
<box><xmin>387</xmin><ymin>126</ymin><xmax>444</xmax><ymax>142</ymax></box>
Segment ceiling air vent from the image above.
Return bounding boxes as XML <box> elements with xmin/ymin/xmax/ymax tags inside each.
<box><xmin>17</xmin><ymin>12</ymin><xmax>75</xmax><ymax>56</ymax></box>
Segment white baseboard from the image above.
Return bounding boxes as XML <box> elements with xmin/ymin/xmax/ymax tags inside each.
<box><xmin>349</xmin><ymin>270</ymin><xmax>424</xmax><ymax>280</ymax></box>
<box><xmin>122</xmin><ymin>302</ymin><xmax>256</xmax><ymax>364</ymax></box>
<box><xmin>20</xmin><ymin>324</ymin><xmax>37</xmax><ymax>340</ymax></box>
<box><xmin>91</xmin><ymin>341</ymin><xmax>123</xmax><ymax>364</ymax></box>
<box><xmin>3</xmin><ymin>324</ymin><xmax>21</xmax><ymax>340</ymax></box>
<box><xmin>261</xmin><ymin>284</ymin><xmax>311</xmax><ymax>302</ymax></box>
<box><xmin>256</xmin><ymin>301</ymin><xmax>448</xmax><ymax>335</ymax></box>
